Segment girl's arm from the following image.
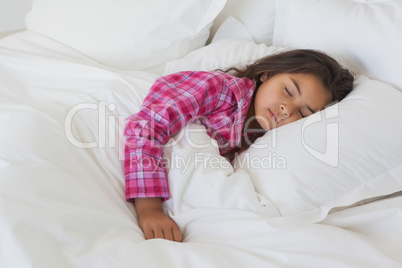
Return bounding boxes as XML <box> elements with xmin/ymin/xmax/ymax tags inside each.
<box><xmin>124</xmin><ymin>71</ymin><xmax>254</xmax><ymax>241</ymax></box>
<box><xmin>124</xmin><ymin>71</ymin><xmax>253</xmax><ymax>200</ymax></box>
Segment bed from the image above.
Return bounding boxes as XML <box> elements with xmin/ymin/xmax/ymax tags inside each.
<box><xmin>1</xmin><ymin>0</ymin><xmax>402</xmax><ymax>267</ymax></box>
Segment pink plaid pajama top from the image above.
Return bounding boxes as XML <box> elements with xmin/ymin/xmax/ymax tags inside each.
<box><xmin>124</xmin><ymin>71</ymin><xmax>256</xmax><ymax>200</ymax></box>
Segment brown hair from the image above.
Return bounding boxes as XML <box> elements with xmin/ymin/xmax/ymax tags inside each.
<box><xmin>223</xmin><ymin>49</ymin><xmax>355</xmax><ymax>160</ymax></box>
<box><xmin>227</xmin><ymin>49</ymin><xmax>354</xmax><ymax>102</ymax></box>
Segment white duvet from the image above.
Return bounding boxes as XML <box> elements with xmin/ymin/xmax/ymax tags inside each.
<box><xmin>1</xmin><ymin>32</ymin><xmax>402</xmax><ymax>268</ymax></box>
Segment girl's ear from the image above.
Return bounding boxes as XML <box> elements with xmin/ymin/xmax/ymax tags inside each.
<box><xmin>260</xmin><ymin>72</ymin><xmax>269</xmax><ymax>82</ymax></box>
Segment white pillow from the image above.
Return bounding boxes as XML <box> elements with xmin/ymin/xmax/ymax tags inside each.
<box><xmin>25</xmin><ymin>0</ymin><xmax>226</xmax><ymax>71</ymax></box>
<box><xmin>211</xmin><ymin>17</ymin><xmax>254</xmax><ymax>43</ymax></box>
<box><xmin>273</xmin><ymin>0</ymin><xmax>402</xmax><ymax>91</ymax></box>
<box><xmin>209</xmin><ymin>0</ymin><xmax>276</xmax><ymax>44</ymax></box>
<box><xmin>237</xmin><ymin>75</ymin><xmax>402</xmax><ymax>222</ymax></box>
<box><xmin>164</xmin><ymin>38</ymin><xmax>287</xmax><ymax>75</ymax></box>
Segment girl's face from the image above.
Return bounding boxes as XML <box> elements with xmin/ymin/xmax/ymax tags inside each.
<box><xmin>253</xmin><ymin>72</ymin><xmax>332</xmax><ymax>130</ymax></box>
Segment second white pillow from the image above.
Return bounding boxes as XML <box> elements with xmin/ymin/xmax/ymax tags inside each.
<box><xmin>26</xmin><ymin>0</ymin><xmax>226</xmax><ymax>71</ymax></box>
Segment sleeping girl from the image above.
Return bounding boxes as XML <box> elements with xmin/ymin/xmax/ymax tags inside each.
<box><xmin>123</xmin><ymin>49</ymin><xmax>354</xmax><ymax>242</ymax></box>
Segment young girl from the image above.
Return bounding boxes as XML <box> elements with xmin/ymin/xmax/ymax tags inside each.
<box><xmin>124</xmin><ymin>49</ymin><xmax>354</xmax><ymax>242</ymax></box>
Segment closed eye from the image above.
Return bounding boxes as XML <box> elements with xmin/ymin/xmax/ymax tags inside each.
<box><xmin>299</xmin><ymin>110</ymin><xmax>306</xmax><ymax>118</ymax></box>
<box><xmin>285</xmin><ymin>87</ymin><xmax>292</xmax><ymax>97</ymax></box>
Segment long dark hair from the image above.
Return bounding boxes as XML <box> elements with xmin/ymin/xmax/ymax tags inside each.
<box><xmin>223</xmin><ymin>49</ymin><xmax>355</xmax><ymax>160</ymax></box>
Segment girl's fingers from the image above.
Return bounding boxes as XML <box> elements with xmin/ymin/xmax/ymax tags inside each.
<box><xmin>163</xmin><ymin>229</ymin><xmax>174</xmax><ymax>241</ymax></box>
<box><xmin>143</xmin><ymin>227</ymin><xmax>154</xmax><ymax>240</ymax></box>
<box><xmin>155</xmin><ymin>226</ymin><xmax>183</xmax><ymax>242</ymax></box>
<box><xmin>138</xmin><ymin>210</ymin><xmax>183</xmax><ymax>242</ymax></box>
<box><xmin>172</xmin><ymin>226</ymin><xmax>183</xmax><ymax>242</ymax></box>
<box><xmin>152</xmin><ymin>228</ymin><xmax>164</xmax><ymax>239</ymax></box>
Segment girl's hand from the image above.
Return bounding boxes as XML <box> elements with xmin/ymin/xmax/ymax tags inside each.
<box><xmin>134</xmin><ymin>198</ymin><xmax>183</xmax><ymax>242</ymax></box>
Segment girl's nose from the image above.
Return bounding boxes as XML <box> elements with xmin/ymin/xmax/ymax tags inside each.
<box><xmin>280</xmin><ymin>103</ymin><xmax>296</xmax><ymax>118</ymax></box>
<box><xmin>280</xmin><ymin>104</ymin><xmax>289</xmax><ymax>118</ymax></box>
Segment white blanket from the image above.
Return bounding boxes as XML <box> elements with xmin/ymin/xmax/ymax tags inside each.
<box><xmin>1</xmin><ymin>31</ymin><xmax>401</xmax><ymax>267</ymax></box>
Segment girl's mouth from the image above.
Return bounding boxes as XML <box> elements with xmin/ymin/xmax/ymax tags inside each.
<box><xmin>268</xmin><ymin>109</ymin><xmax>278</xmax><ymax>123</ymax></box>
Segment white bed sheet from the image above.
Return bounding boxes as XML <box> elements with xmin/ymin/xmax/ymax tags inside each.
<box><xmin>1</xmin><ymin>31</ymin><xmax>401</xmax><ymax>268</ymax></box>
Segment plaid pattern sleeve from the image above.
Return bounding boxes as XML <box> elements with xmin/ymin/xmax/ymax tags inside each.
<box><xmin>123</xmin><ymin>71</ymin><xmax>255</xmax><ymax>200</ymax></box>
